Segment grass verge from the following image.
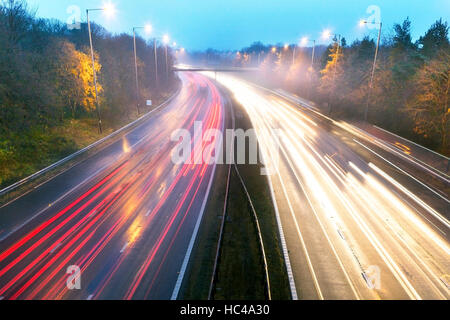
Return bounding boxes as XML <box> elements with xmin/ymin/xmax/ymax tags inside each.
<box><xmin>0</xmin><ymin>89</ymin><xmax>178</xmax><ymax>205</ymax></box>
<box><xmin>180</xmin><ymin>88</ymin><xmax>291</xmax><ymax>300</ymax></box>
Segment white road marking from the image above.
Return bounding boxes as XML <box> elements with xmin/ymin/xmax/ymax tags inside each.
<box><xmin>170</xmin><ymin>93</ymin><xmax>224</xmax><ymax>301</ymax></box>
<box><xmin>120</xmin><ymin>242</ymin><xmax>129</xmax><ymax>253</ymax></box>
<box><xmin>354</xmin><ymin>139</ymin><xmax>450</xmax><ymax>209</ymax></box>
<box><xmin>265</xmin><ymin>167</ymin><xmax>299</xmax><ymax>300</ymax></box>
<box><xmin>50</xmin><ymin>242</ymin><xmax>62</xmax><ymax>254</ymax></box>
<box><xmin>277</xmin><ymin>136</ymin><xmax>358</xmax><ymax>299</ymax></box>
<box><xmin>0</xmin><ymin>163</ymin><xmax>110</xmax><ymax>243</ymax></box>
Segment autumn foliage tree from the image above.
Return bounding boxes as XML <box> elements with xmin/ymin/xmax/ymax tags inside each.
<box><xmin>408</xmin><ymin>49</ymin><xmax>450</xmax><ymax>152</ymax></box>
<box><xmin>314</xmin><ymin>18</ymin><xmax>448</xmax><ymax>154</ymax></box>
<box><xmin>49</xmin><ymin>40</ymin><xmax>103</xmax><ymax>118</ymax></box>
<box><xmin>241</xmin><ymin>17</ymin><xmax>450</xmax><ymax>155</ymax></box>
<box><xmin>319</xmin><ymin>39</ymin><xmax>345</xmax><ymax>113</ymax></box>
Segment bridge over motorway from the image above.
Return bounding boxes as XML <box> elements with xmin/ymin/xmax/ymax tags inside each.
<box><xmin>173</xmin><ymin>65</ymin><xmax>259</xmax><ymax>72</ymax></box>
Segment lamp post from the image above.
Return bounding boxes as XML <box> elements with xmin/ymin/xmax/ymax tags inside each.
<box><xmin>300</xmin><ymin>37</ymin><xmax>317</xmax><ymax>71</ymax></box>
<box><xmin>86</xmin><ymin>4</ymin><xmax>116</xmax><ymax>134</ymax></box>
<box><xmin>322</xmin><ymin>30</ymin><xmax>342</xmax><ymax>115</ymax></box>
<box><xmin>86</xmin><ymin>9</ymin><xmax>102</xmax><ymax>134</ymax></box>
<box><xmin>163</xmin><ymin>34</ymin><xmax>170</xmax><ymax>83</ymax></box>
<box><xmin>132</xmin><ymin>24</ymin><xmax>152</xmax><ymax>115</ymax></box>
<box><xmin>165</xmin><ymin>45</ymin><xmax>168</xmax><ymax>82</ymax></box>
<box><xmin>360</xmin><ymin>20</ymin><xmax>383</xmax><ymax>122</ymax></box>
<box><xmin>292</xmin><ymin>45</ymin><xmax>296</xmax><ymax>66</ymax></box>
<box><xmin>153</xmin><ymin>38</ymin><xmax>159</xmax><ymax>88</ymax></box>
<box><xmin>301</xmin><ymin>37</ymin><xmax>317</xmax><ymax>99</ymax></box>
<box><xmin>151</xmin><ymin>34</ymin><xmax>172</xmax><ymax>89</ymax></box>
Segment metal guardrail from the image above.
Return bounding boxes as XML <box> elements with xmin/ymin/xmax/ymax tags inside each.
<box><xmin>0</xmin><ymin>90</ymin><xmax>179</xmax><ymax>199</ymax></box>
<box><xmin>174</xmin><ymin>67</ymin><xmax>259</xmax><ymax>73</ymax></box>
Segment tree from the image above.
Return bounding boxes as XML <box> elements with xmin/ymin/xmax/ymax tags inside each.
<box><xmin>319</xmin><ymin>41</ymin><xmax>345</xmax><ymax>109</ymax></box>
<box><xmin>408</xmin><ymin>49</ymin><xmax>450</xmax><ymax>153</ymax></box>
<box><xmin>384</xmin><ymin>18</ymin><xmax>422</xmax><ymax>122</ymax></box>
<box><xmin>392</xmin><ymin>17</ymin><xmax>415</xmax><ymax>53</ymax></box>
<box><xmin>418</xmin><ymin>19</ymin><xmax>449</xmax><ymax>59</ymax></box>
<box><xmin>50</xmin><ymin>40</ymin><xmax>103</xmax><ymax>118</ymax></box>
<box><xmin>0</xmin><ymin>0</ymin><xmax>32</xmax><ymax>46</ymax></box>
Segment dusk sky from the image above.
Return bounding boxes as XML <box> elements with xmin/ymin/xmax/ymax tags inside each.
<box><xmin>26</xmin><ymin>0</ymin><xmax>449</xmax><ymax>51</ymax></box>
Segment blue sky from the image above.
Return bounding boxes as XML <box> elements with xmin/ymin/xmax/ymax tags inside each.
<box><xmin>26</xmin><ymin>0</ymin><xmax>449</xmax><ymax>51</ymax></box>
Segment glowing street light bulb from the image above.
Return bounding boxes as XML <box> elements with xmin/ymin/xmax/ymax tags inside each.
<box><xmin>300</xmin><ymin>37</ymin><xmax>308</xmax><ymax>46</ymax></box>
<box><xmin>271</xmin><ymin>47</ymin><xmax>277</xmax><ymax>53</ymax></box>
<box><xmin>144</xmin><ymin>24</ymin><xmax>152</xmax><ymax>34</ymax></box>
<box><xmin>103</xmin><ymin>2</ymin><xmax>116</xmax><ymax>17</ymax></box>
<box><xmin>359</xmin><ymin>19</ymin><xmax>367</xmax><ymax>27</ymax></box>
<box><xmin>163</xmin><ymin>34</ymin><xmax>170</xmax><ymax>44</ymax></box>
<box><xmin>284</xmin><ymin>43</ymin><xmax>289</xmax><ymax>50</ymax></box>
<box><xmin>322</xmin><ymin>29</ymin><xmax>331</xmax><ymax>40</ymax></box>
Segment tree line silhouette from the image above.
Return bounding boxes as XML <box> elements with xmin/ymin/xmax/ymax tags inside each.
<box><xmin>0</xmin><ymin>0</ymin><xmax>177</xmax><ymax>187</ymax></box>
<box><xmin>234</xmin><ymin>18</ymin><xmax>449</xmax><ymax>156</ymax></box>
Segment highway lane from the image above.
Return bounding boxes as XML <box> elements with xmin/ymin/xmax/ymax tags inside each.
<box><xmin>0</xmin><ymin>72</ymin><xmax>225</xmax><ymax>300</ymax></box>
<box><xmin>214</xmin><ymin>72</ymin><xmax>449</xmax><ymax>300</ymax></box>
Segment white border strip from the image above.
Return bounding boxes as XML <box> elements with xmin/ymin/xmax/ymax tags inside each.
<box><xmin>170</xmin><ymin>161</ymin><xmax>218</xmax><ymax>300</ymax></box>
<box><xmin>170</xmin><ymin>84</ymin><xmax>224</xmax><ymax>300</ymax></box>
<box><xmin>266</xmin><ymin>171</ymin><xmax>299</xmax><ymax>300</ymax></box>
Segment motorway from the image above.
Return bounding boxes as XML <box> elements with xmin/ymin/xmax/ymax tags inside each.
<box><xmin>214</xmin><ymin>72</ymin><xmax>449</xmax><ymax>300</ymax></box>
<box><xmin>0</xmin><ymin>68</ymin><xmax>448</xmax><ymax>301</ymax></box>
<box><xmin>0</xmin><ymin>72</ymin><xmax>224</xmax><ymax>300</ymax></box>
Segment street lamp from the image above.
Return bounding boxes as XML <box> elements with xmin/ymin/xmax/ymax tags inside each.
<box><xmin>175</xmin><ymin>47</ymin><xmax>185</xmax><ymax>58</ymax></box>
<box><xmin>299</xmin><ymin>36</ymin><xmax>317</xmax><ymax>69</ymax></box>
<box><xmin>103</xmin><ymin>2</ymin><xmax>116</xmax><ymax>18</ymax></box>
<box><xmin>321</xmin><ymin>29</ymin><xmax>332</xmax><ymax>41</ymax></box>
<box><xmin>86</xmin><ymin>3</ymin><xmax>116</xmax><ymax>134</ymax></box>
<box><xmin>322</xmin><ymin>30</ymin><xmax>342</xmax><ymax>115</ymax></box>
<box><xmin>300</xmin><ymin>37</ymin><xmax>317</xmax><ymax>99</ymax></box>
<box><xmin>133</xmin><ymin>24</ymin><xmax>152</xmax><ymax>115</ymax></box>
<box><xmin>281</xmin><ymin>44</ymin><xmax>289</xmax><ymax>62</ymax></box>
<box><xmin>153</xmin><ymin>37</ymin><xmax>159</xmax><ymax>88</ymax></box>
<box><xmin>151</xmin><ymin>33</ymin><xmax>171</xmax><ymax>89</ymax></box>
<box><xmin>163</xmin><ymin>34</ymin><xmax>170</xmax><ymax>82</ymax></box>
<box><xmin>162</xmin><ymin>34</ymin><xmax>170</xmax><ymax>44</ymax></box>
<box><xmin>360</xmin><ymin>19</ymin><xmax>383</xmax><ymax>122</ymax></box>
<box><xmin>291</xmin><ymin>40</ymin><xmax>302</xmax><ymax>66</ymax></box>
